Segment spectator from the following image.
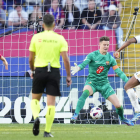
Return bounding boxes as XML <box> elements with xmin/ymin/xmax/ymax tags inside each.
<box><xmin>43</xmin><ymin>0</ymin><xmax>51</xmax><ymax>13</ymax></box>
<box><xmin>100</xmin><ymin>0</ymin><xmax>122</xmax><ymax>15</ymax></box>
<box><xmin>8</xmin><ymin>3</ymin><xmax>28</xmax><ymax>27</ymax></box>
<box><xmin>46</xmin><ymin>0</ymin><xmax>65</xmax><ymax>29</ymax></box>
<box><xmin>26</xmin><ymin>0</ymin><xmax>42</xmax><ymax>14</ymax></box>
<box><xmin>4</xmin><ymin>0</ymin><xmax>26</xmax><ymax>13</ymax></box>
<box><xmin>63</xmin><ymin>0</ymin><xmax>80</xmax><ymax>29</ymax></box>
<box><xmin>28</xmin><ymin>3</ymin><xmax>42</xmax><ymax>29</ymax></box>
<box><xmin>0</xmin><ymin>0</ymin><xmax>6</xmax><ymax>28</ymax></box>
<box><xmin>43</xmin><ymin>0</ymin><xmax>62</xmax><ymax>14</ymax></box>
<box><xmin>81</xmin><ymin>0</ymin><xmax>102</xmax><ymax>30</ymax></box>
<box><xmin>61</xmin><ymin>0</ymin><xmax>88</xmax><ymax>13</ymax></box>
<box><xmin>102</xmin><ymin>5</ymin><xmax>123</xmax><ymax>48</ymax></box>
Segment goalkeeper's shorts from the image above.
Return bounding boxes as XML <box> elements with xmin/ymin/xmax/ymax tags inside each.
<box><xmin>85</xmin><ymin>79</ymin><xmax>115</xmax><ymax>99</ymax></box>
<box><xmin>32</xmin><ymin>66</ymin><xmax>61</xmax><ymax>96</ymax></box>
<box><xmin>134</xmin><ymin>71</ymin><xmax>140</xmax><ymax>82</ymax></box>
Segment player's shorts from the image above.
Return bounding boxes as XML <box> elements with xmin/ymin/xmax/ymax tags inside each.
<box><xmin>85</xmin><ymin>78</ymin><xmax>115</xmax><ymax>99</ymax></box>
<box><xmin>32</xmin><ymin>66</ymin><xmax>61</xmax><ymax>96</ymax></box>
<box><xmin>134</xmin><ymin>71</ymin><xmax>140</xmax><ymax>82</ymax></box>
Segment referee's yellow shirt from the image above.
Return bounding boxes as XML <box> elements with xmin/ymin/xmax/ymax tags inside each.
<box><xmin>29</xmin><ymin>30</ymin><xmax>68</xmax><ymax>68</ymax></box>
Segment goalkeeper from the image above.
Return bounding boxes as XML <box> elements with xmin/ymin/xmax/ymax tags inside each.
<box><xmin>114</xmin><ymin>35</ymin><xmax>140</xmax><ymax>122</ymax></box>
<box><xmin>71</xmin><ymin>36</ymin><xmax>134</xmax><ymax>126</ymax></box>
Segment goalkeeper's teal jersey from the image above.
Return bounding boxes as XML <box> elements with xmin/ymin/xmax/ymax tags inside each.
<box><xmin>78</xmin><ymin>50</ymin><xmax>117</xmax><ymax>85</ymax></box>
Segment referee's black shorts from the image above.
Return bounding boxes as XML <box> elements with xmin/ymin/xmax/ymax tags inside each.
<box><xmin>32</xmin><ymin>66</ymin><xmax>61</xmax><ymax>96</ymax></box>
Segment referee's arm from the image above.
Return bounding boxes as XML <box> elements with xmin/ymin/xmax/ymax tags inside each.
<box><xmin>29</xmin><ymin>51</ymin><xmax>35</xmax><ymax>71</ymax></box>
<box><xmin>61</xmin><ymin>51</ymin><xmax>72</xmax><ymax>87</ymax></box>
<box><xmin>29</xmin><ymin>51</ymin><xmax>35</xmax><ymax>78</ymax></box>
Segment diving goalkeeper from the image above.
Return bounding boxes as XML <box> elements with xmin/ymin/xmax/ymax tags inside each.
<box><xmin>71</xmin><ymin>36</ymin><xmax>134</xmax><ymax>126</ymax></box>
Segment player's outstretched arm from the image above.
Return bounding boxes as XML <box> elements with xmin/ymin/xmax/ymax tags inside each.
<box><xmin>71</xmin><ymin>54</ymin><xmax>92</xmax><ymax>75</ymax></box>
<box><xmin>0</xmin><ymin>55</ymin><xmax>8</xmax><ymax>70</ymax></box>
<box><xmin>71</xmin><ymin>63</ymin><xmax>80</xmax><ymax>75</ymax></box>
<box><xmin>71</xmin><ymin>53</ymin><xmax>92</xmax><ymax>75</ymax></box>
<box><xmin>61</xmin><ymin>51</ymin><xmax>72</xmax><ymax>87</ymax></box>
<box><xmin>114</xmin><ymin>37</ymin><xmax>137</xmax><ymax>58</ymax></box>
<box><xmin>113</xmin><ymin>65</ymin><xmax>128</xmax><ymax>83</ymax></box>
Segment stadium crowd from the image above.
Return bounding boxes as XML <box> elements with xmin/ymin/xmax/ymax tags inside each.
<box><xmin>0</xmin><ymin>0</ymin><xmax>123</xmax><ymax>47</ymax></box>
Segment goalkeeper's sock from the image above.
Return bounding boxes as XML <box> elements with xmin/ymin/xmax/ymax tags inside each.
<box><xmin>75</xmin><ymin>90</ymin><xmax>90</xmax><ymax>115</ymax></box>
<box><xmin>45</xmin><ymin>106</ymin><xmax>55</xmax><ymax>133</ymax></box>
<box><xmin>116</xmin><ymin>106</ymin><xmax>125</xmax><ymax>120</ymax></box>
<box><xmin>126</xmin><ymin>88</ymin><xmax>140</xmax><ymax>113</ymax></box>
<box><xmin>31</xmin><ymin>99</ymin><xmax>40</xmax><ymax>120</ymax></box>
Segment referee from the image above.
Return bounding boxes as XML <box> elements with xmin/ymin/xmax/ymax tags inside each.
<box><xmin>29</xmin><ymin>14</ymin><xmax>71</xmax><ymax>137</ymax></box>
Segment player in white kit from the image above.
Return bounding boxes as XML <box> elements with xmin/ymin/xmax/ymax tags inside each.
<box><xmin>114</xmin><ymin>35</ymin><xmax>140</xmax><ymax>122</ymax></box>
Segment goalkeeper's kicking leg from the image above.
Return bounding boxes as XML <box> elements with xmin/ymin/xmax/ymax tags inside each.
<box><xmin>107</xmin><ymin>94</ymin><xmax>134</xmax><ymax>126</ymax></box>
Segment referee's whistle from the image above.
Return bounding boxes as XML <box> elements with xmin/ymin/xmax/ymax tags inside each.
<box><xmin>48</xmin><ymin>62</ymin><xmax>51</xmax><ymax>72</ymax></box>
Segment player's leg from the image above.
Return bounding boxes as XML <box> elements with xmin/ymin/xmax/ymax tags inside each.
<box><xmin>107</xmin><ymin>94</ymin><xmax>134</xmax><ymax>126</ymax></box>
<box><xmin>75</xmin><ymin>85</ymin><xmax>93</xmax><ymax>114</ymax></box>
<box><xmin>31</xmin><ymin>93</ymin><xmax>42</xmax><ymax>120</ymax></box>
<box><xmin>71</xmin><ymin>83</ymin><xmax>96</xmax><ymax>122</ymax></box>
<box><xmin>124</xmin><ymin>75</ymin><xmax>140</xmax><ymax>121</ymax></box>
<box><xmin>44</xmin><ymin>68</ymin><xmax>61</xmax><ymax>137</ymax></box>
<box><xmin>31</xmin><ymin>93</ymin><xmax>42</xmax><ymax>136</ymax></box>
<box><xmin>30</xmin><ymin>68</ymin><xmax>46</xmax><ymax>136</ymax></box>
<box><xmin>44</xmin><ymin>94</ymin><xmax>55</xmax><ymax>137</ymax></box>
<box><xmin>100</xmin><ymin>83</ymin><xmax>134</xmax><ymax>126</ymax></box>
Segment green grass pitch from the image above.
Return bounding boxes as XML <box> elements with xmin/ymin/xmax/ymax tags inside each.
<box><xmin>0</xmin><ymin>124</ymin><xmax>140</xmax><ymax>140</ymax></box>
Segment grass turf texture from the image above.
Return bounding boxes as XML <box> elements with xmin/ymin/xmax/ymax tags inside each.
<box><xmin>0</xmin><ymin>124</ymin><xmax>140</xmax><ymax>140</ymax></box>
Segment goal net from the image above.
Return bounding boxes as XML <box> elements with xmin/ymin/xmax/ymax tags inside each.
<box><xmin>0</xmin><ymin>0</ymin><xmax>140</xmax><ymax>124</ymax></box>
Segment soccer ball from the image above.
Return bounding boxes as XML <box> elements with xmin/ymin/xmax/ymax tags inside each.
<box><xmin>90</xmin><ymin>107</ymin><xmax>103</xmax><ymax>119</ymax></box>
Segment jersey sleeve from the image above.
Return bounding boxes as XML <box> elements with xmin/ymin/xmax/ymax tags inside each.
<box><xmin>0</xmin><ymin>54</ymin><xmax>1</xmax><ymax>58</ymax></box>
<box><xmin>134</xmin><ymin>35</ymin><xmax>140</xmax><ymax>44</ymax></box>
<box><xmin>78</xmin><ymin>53</ymin><xmax>92</xmax><ymax>70</ymax></box>
<box><xmin>110</xmin><ymin>56</ymin><xmax>117</xmax><ymax>67</ymax></box>
<box><xmin>29</xmin><ymin>35</ymin><xmax>36</xmax><ymax>52</ymax></box>
<box><xmin>60</xmin><ymin>36</ymin><xmax>68</xmax><ymax>52</ymax></box>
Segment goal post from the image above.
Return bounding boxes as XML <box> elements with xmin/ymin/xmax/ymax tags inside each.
<box><xmin>0</xmin><ymin>1</ymin><xmax>140</xmax><ymax>124</ymax></box>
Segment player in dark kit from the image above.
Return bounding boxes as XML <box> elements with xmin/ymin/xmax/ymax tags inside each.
<box><xmin>114</xmin><ymin>35</ymin><xmax>140</xmax><ymax>122</ymax></box>
<box><xmin>29</xmin><ymin>14</ymin><xmax>71</xmax><ymax>137</ymax></box>
<box><xmin>71</xmin><ymin>36</ymin><xmax>134</xmax><ymax>126</ymax></box>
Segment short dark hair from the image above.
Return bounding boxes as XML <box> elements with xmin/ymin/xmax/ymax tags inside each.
<box><xmin>43</xmin><ymin>14</ymin><xmax>54</xmax><ymax>27</ymax></box>
<box><xmin>14</xmin><ymin>3</ymin><xmax>22</xmax><ymax>9</ymax></box>
<box><xmin>99</xmin><ymin>36</ymin><xmax>110</xmax><ymax>42</ymax></box>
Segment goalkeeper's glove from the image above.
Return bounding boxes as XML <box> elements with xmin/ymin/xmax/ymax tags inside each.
<box><xmin>71</xmin><ymin>63</ymin><xmax>80</xmax><ymax>75</ymax></box>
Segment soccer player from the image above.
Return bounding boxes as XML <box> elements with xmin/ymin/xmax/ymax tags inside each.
<box><xmin>29</xmin><ymin>14</ymin><xmax>72</xmax><ymax>137</ymax></box>
<box><xmin>114</xmin><ymin>35</ymin><xmax>140</xmax><ymax>122</ymax></box>
<box><xmin>0</xmin><ymin>54</ymin><xmax>8</xmax><ymax>70</ymax></box>
<box><xmin>71</xmin><ymin>36</ymin><xmax>134</xmax><ymax>126</ymax></box>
